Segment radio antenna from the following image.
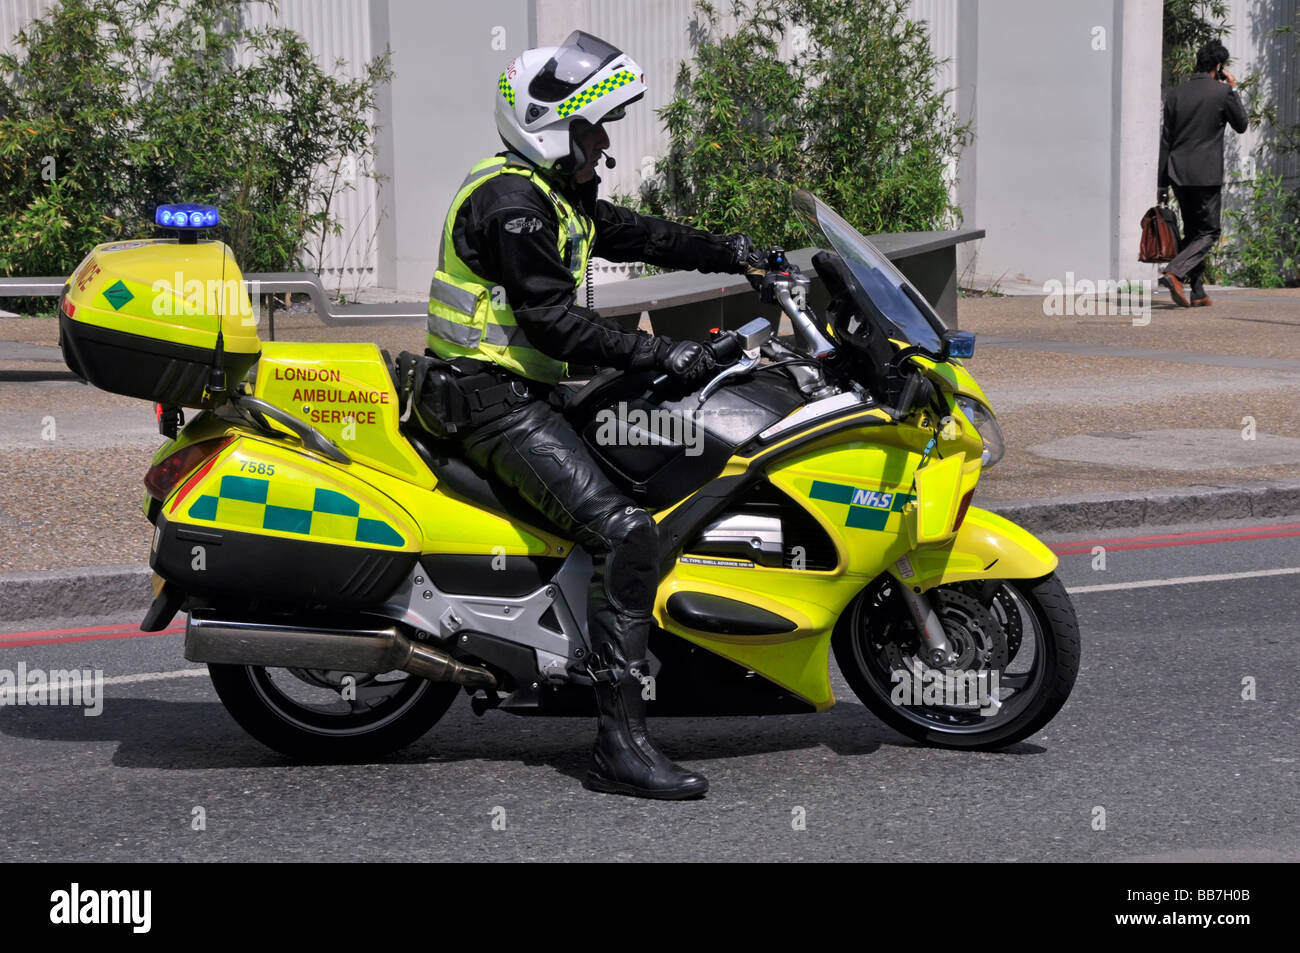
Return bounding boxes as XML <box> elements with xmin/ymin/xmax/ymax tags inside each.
<box><xmin>207</xmin><ymin>227</ymin><xmax>228</xmax><ymax>404</ymax></box>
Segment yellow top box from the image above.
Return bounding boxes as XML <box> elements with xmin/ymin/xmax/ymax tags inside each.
<box><xmin>60</xmin><ymin>238</ymin><xmax>262</xmax><ymax>408</ymax></box>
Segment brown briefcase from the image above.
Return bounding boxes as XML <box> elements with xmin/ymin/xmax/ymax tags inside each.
<box><xmin>1139</xmin><ymin>205</ymin><xmax>1181</xmax><ymax>262</ymax></box>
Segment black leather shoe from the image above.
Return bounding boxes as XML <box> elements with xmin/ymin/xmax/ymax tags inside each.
<box><xmin>583</xmin><ymin>660</ymin><xmax>708</xmax><ymax>800</ymax></box>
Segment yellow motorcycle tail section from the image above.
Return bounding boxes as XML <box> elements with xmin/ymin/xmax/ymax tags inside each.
<box><xmin>252</xmin><ymin>342</ymin><xmax>429</xmax><ymax>485</ymax></box>
<box><xmin>151</xmin><ymin>432</ymin><xmax>423</xmax><ymax>605</ymax></box>
<box><xmin>147</xmin><ymin>343</ymin><xmax>568</xmax><ymax>587</ymax></box>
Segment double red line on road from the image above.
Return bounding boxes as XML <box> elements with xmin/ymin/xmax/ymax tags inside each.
<box><xmin>1051</xmin><ymin>522</ymin><xmax>1300</xmax><ymax>555</ymax></box>
<box><xmin>0</xmin><ymin>622</ymin><xmax>184</xmax><ymax>650</ymax></box>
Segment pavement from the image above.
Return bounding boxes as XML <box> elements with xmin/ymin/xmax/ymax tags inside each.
<box><xmin>1</xmin><ymin>284</ymin><xmax>1298</xmax><ymax>619</ymax></box>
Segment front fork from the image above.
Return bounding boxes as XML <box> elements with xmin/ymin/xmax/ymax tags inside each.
<box><xmin>897</xmin><ymin>583</ymin><xmax>958</xmax><ymax>666</ymax></box>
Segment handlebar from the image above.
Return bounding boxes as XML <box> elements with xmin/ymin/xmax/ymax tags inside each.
<box><xmin>650</xmin><ymin>318</ymin><xmax>772</xmax><ymax>393</ymax></box>
<box><xmin>706</xmin><ymin>330</ymin><xmax>743</xmax><ymax>366</ymax></box>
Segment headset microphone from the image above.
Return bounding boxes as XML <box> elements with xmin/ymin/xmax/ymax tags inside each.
<box><xmin>604</xmin><ymin>154</ymin><xmax>616</xmax><ymax>169</ymax></box>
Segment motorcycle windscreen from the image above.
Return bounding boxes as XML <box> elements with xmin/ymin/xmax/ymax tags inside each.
<box><xmin>792</xmin><ymin>189</ymin><xmax>949</xmax><ymax>359</ymax></box>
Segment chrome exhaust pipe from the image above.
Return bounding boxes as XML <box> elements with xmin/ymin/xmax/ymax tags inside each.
<box><xmin>184</xmin><ymin>610</ymin><xmax>496</xmax><ymax>690</ymax></box>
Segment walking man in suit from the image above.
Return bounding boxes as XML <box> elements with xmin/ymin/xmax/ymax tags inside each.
<box><xmin>1157</xmin><ymin>39</ymin><xmax>1248</xmax><ymax>307</ymax></box>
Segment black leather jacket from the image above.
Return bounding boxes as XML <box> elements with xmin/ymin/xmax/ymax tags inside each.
<box><xmin>447</xmin><ymin>155</ymin><xmax>743</xmax><ymax>370</ymax></box>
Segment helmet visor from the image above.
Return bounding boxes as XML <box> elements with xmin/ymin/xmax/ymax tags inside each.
<box><xmin>529</xmin><ymin>30</ymin><xmax>624</xmax><ymax>101</ymax></box>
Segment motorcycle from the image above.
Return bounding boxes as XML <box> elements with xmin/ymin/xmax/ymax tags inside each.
<box><xmin>57</xmin><ymin>192</ymin><xmax>1078</xmax><ymax>760</ymax></box>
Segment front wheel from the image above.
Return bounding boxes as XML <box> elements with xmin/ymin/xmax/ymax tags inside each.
<box><xmin>832</xmin><ymin>573</ymin><xmax>1080</xmax><ymax>749</ymax></box>
<box><xmin>208</xmin><ymin>663</ymin><xmax>460</xmax><ymax>760</ymax></box>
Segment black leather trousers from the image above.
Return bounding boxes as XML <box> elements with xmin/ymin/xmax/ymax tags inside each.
<box><xmin>457</xmin><ymin>398</ymin><xmax>658</xmax><ymax>678</ymax></box>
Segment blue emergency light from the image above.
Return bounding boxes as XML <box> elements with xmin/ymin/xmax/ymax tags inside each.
<box><xmin>943</xmin><ymin>330</ymin><xmax>976</xmax><ymax>359</ymax></box>
<box><xmin>155</xmin><ymin>203</ymin><xmax>220</xmax><ymax>229</ymax></box>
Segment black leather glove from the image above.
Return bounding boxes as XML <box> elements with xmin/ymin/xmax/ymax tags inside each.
<box><xmin>627</xmin><ymin>335</ymin><xmax>717</xmax><ymax>388</ymax></box>
<box><xmin>658</xmin><ymin>338</ymin><xmax>717</xmax><ymax>389</ymax></box>
<box><xmin>726</xmin><ymin>232</ymin><xmax>762</xmax><ymax>274</ymax></box>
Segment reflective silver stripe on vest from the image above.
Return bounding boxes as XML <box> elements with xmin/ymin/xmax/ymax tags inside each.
<box><xmin>459</xmin><ymin>161</ymin><xmax>506</xmax><ymax>191</ymax></box>
<box><xmin>426</xmin><ymin>313</ymin><xmax>481</xmax><ymax>349</ymax></box>
<box><xmin>427</xmin><ymin>311</ymin><xmax>536</xmax><ymax>350</ymax></box>
<box><xmin>483</xmin><ymin>322</ymin><xmax>536</xmax><ymax>349</ymax></box>
<box><xmin>428</xmin><ymin>276</ymin><xmax>481</xmax><ymax>316</ymax></box>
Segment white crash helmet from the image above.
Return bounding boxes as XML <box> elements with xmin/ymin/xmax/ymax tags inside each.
<box><xmin>496</xmin><ymin>30</ymin><xmax>647</xmax><ymax>173</ymax></box>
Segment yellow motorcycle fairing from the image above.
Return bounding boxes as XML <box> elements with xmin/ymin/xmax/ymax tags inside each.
<box><xmin>896</xmin><ymin>506</ymin><xmax>1058</xmax><ymax>591</ymax></box>
<box><xmin>646</xmin><ymin>392</ymin><xmax>1050</xmax><ymax>711</ymax></box>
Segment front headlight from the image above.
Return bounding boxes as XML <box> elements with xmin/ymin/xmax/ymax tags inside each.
<box><xmin>955</xmin><ymin>396</ymin><xmax>1004</xmax><ymax>468</ymax></box>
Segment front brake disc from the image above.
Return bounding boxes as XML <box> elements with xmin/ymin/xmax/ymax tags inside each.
<box><xmin>880</xmin><ymin>587</ymin><xmax>1008</xmax><ymax>673</ymax></box>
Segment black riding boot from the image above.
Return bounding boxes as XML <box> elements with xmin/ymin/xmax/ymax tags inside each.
<box><xmin>583</xmin><ymin>592</ymin><xmax>708</xmax><ymax>800</ymax></box>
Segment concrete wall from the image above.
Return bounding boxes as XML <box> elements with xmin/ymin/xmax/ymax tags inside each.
<box><xmin>371</xmin><ymin>0</ymin><xmax>535</xmax><ymax>294</ymax></box>
<box><xmin>1115</xmin><ymin>0</ymin><xmax>1165</xmax><ymax>277</ymax></box>
<box><xmin>959</xmin><ymin>0</ymin><xmax>1151</xmax><ymax>286</ymax></box>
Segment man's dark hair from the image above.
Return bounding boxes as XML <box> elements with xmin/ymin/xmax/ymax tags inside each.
<box><xmin>1195</xmin><ymin>39</ymin><xmax>1230</xmax><ymax>74</ymax></box>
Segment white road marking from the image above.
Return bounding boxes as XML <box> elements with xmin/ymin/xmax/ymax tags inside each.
<box><xmin>100</xmin><ymin>668</ymin><xmax>209</xmax><ymax>687</ymax></box>
<box><xmin>8</xmin><ymin>668</ymin><xmax>209</xmax><ymax>695</ymax></box>
<box><xmin>1067</xmin><ymin>566</ymin><xmax>1300</xmax><ymax>594</ymax></box>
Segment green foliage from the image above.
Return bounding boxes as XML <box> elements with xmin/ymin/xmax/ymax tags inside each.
<box><xmin>1217</xmin><ymin>170</ymin><xmax>1300</xmax><ymax>287</ymax></box>
<box><xmin>626</xmin><ymin>0</ymin><xmax>968</xmax><ymax>251</ymax></box>
<box><xmin>1161</xmin><ymin>0</ymin><xmax>1230</xmax><ymax>86</ymax></box>
<box><xmin>0</xmin><ymin>0</ymin><xmax>390</xmax><ymax>281</ymax></box>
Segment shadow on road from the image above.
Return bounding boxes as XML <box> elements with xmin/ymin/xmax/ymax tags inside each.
<box><xmin>0</xmin><ymin>694</ymin><xmax>1047</xmax><ymax>779</ymax></box>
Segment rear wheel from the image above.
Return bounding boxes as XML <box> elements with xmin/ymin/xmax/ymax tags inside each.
<box><xmin>208</xmin><ymin>664</ymin><xmax>460</xmax><ymax>760</ymax></box>
<box><xmin>832</xmin><ymin>572</ymin><xmax>1080</xmax><ymax>749</ymax></box>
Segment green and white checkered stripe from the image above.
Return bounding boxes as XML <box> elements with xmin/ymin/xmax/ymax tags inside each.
<box><xmin>498</xmin><ymin>72</ymin><xmax>516</xmax><ymax>106</ymax></box>
<box><xmin>809</xmin><ymin>480</ymin><xmax>915</xmax><ymax>532</ymax></box>
<box><xmin>187</xmin><ymin>475</ymin><xmax>405</xmax><ymax>547</ymax></box>
<box><xmin>556</xmin><ymin>69</ymin><xmax>637</xmax><ymax>118</ymax></box>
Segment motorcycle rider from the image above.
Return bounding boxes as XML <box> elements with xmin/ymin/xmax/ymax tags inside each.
<box><xmin>423</xmin><ymin>31</ymin><xmax>759</xmax><ymax>799</ymax></box>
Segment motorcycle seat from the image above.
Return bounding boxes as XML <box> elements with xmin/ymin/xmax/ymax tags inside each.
<box><xmin>402</xmin><ymin>426</ymin><xmax>572</xmax><ymax>541</ymax></box>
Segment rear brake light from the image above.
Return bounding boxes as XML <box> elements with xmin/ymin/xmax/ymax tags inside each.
<box><xmin>954</xmin><ymin>489</ymin><xmax>974</xmax><ymax>531</ymax></box>
<box><xmin>144</xmin><ymin>437</ymin><xmax>231</xmax><ymax>503</ymax></box>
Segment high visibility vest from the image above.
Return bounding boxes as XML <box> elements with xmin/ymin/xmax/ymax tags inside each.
<box><xmin>427</xmin><ymin>154</ymin><xmax>594</xmax><ymax>384</ymax></box>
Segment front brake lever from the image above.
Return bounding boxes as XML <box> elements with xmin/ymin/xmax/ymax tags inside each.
<box><xmin>698</xmin><ymin>347</ymin><xmax>761</xmax><ymax>403</ymax></box>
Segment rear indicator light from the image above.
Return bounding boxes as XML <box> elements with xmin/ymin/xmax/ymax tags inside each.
<box><xmin>144</xmin><ymin>437</ymin><xmax>231</xmax><ymax>504</ymax></box>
